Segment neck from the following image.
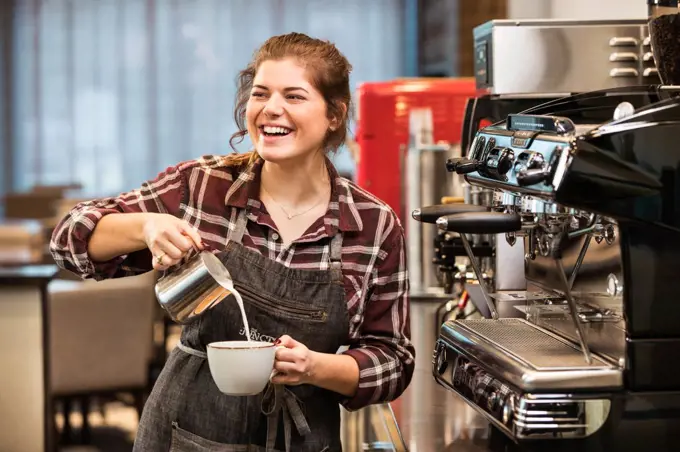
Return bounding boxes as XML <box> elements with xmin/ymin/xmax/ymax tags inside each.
<box><xmin>259</xmin><ymin>151</ymin><xmax>331</xmax><ymax>207</ymax></box>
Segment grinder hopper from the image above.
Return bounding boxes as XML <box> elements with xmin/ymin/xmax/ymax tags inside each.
<box><xmin>649</xmin><ymin>0</ymin><xmax>680</xmax><ymax>84</ymax></box>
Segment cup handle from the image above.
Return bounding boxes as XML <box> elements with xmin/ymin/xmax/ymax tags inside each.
<box><xmin>270</xmin><ymin>345</ymin><xmax>285</xmax><ymax>382</ymax></box>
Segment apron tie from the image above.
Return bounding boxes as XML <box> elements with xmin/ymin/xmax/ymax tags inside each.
<box><xmin>261</xmin><ymin>383</ymin><xmax>311</xmax><ymax>452</ymax></box>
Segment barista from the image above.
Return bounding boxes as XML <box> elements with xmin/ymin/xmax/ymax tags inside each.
<box><xmin>49</xmin><ymin>32</ymin><xmax>415</xmax><ymax>451</ymax></box>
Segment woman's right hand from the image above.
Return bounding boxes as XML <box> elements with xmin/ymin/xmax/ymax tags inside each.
<box><xmin>142</xmin><ymin>213</ymin><xmax>204</xmax><ymax>270</ymax></box>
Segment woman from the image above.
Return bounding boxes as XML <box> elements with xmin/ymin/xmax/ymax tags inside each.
<box><xmin>50</xmin><ymin>32</ymin><xmax>414</xmax><ymax>452</ymax></box>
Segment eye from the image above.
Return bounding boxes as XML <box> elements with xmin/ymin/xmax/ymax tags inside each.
<box><xmin>250</xmin><ymin>92</ymin><xmax>267</xmax><ymax>98</ymax></box>
<box><xmin>286</xmin><ymin>94</ymin><xmax>306</xmax><ymax>101</ymax></box>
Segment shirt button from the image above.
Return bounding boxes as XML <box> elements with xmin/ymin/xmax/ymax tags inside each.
<box><xmin>272</xmin><ymin>232</ymin><xmax>279</xmax><ymax>241</ymax></box>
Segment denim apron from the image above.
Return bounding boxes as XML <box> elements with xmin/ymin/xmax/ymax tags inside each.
<box><xmin>134</xmin><ymin>209</ymin><xmax>350</xmax><ymax>451</ymax></box>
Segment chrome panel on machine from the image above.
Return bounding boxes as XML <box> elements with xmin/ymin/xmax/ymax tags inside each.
<box><xmin>475</xmin><ymin>19</ymin><xmax>659</xmax><ymax>95</ymax></box>
<box><xmin>432</xmin><ymin>340</ymin><xmax>612</xmax><ymax>440</ymax></box>
<box><xmin>436</xmin><ymin>319</ymin><xmax>622</xmax><ymax>391</ymax></box>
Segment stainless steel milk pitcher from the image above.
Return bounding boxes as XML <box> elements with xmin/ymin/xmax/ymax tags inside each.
<box><xmin>154</xmin><ymin>250</ymin><xmax>235</xmax><ymax>324</ymax></box>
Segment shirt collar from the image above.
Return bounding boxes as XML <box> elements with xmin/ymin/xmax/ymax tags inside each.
<box><xmin>224</xmin><ymin>155</ymin><xmax>362</xmax><ymax>233</ymax></box>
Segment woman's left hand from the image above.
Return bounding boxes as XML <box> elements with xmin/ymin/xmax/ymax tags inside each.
<box><xmin>272</xmin><ymin>335</ymin><xmax>317</xmax><ymax>386</ymax></box>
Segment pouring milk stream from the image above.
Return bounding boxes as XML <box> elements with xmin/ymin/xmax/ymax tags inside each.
<box><xmin>154</xmin><ymin>250</ymin><xmax>252</xmax><ymax>341</ymax></box>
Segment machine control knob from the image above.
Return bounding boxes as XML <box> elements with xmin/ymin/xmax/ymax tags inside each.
<box><xmin>502</xmin><ymin>394</ymin><xmax>516</xmax><ymax>425</ymax></box>
<box><xmin>514</xmin><ymin>152</ymin><xmax>545</xmax><ymax>172</ymax></box>
<box><xmin>607</xmin><ymin>274</ymin><xmax>623</xmax><ymax>297</ymax></box>
<box><xmin>517</xmin><ymin>168</ymin><xmax>550</xmax><ymax>186</ymax></box>
<box><xmin>496</xmin><ymin>148</ymin><xmax>515</xmax><ymax>175</ymax></box>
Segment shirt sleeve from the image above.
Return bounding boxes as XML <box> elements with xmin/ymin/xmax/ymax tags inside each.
<box><xmin>341</xmin><ymin>220</ymin><xmax>415</xmax><ymax>410</ymax></box>
<box><xmin>49</xmin><ymin>165</ymin><xmax>187</xmax><ymax>281</ymax></box>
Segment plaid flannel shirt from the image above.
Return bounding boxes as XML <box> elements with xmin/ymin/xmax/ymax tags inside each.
<box><xmin>50</xmin><ymin>154</ymin><xmax>415</xmax><ymax>410</ymax></box>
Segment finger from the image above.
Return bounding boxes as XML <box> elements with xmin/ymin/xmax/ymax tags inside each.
<box><xmin>151</xmin><ymin>251</ymin><xmax>175</xmax><ymax>271</ymax></box>
<box><xmin>275</xmin><ymin>348</ymin><xmax>300</xmax><ymax>363</ymax></box>
<box><xmin>270</xmin><ymin>372</ymin><xmax>300</xmax><ymax>386</ymax></box>
<box><xmin>276</xmin><ymin>335</ymin><xmax>299</xmax><ymax>349</ymax></box>
<box><xmin>153</xmin><ymin>237</ymin><xmax>187</xmax><ymax>261</ymax></box>
<box><xmin>274</xmin><ymin>361</ymin><xmax>300</xmax><ymax>374</ymax></box>
<box><xmin>149</xmin><ymin>242</ymin><xmax>182</xmax><ymax>269</ymax></box>
<box><xmin>164</xmin><ymin>228</ymin><xmax>195</xmax><ymax>254</ymax></box>
<box><xmin>177</xmin><ymin>223</ymin><xmax>204</xmax><ymax>250</ymax></box>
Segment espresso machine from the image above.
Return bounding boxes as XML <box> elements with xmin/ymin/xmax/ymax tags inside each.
<box><xmin>417</xmin><ymin>84</ymin><xmax>680</xmax><ymax>451</ymax></box>
<box><xmin>433</xmin><ymin>17</ymin><xmax>663</xmax><ymax>321</ymax></box>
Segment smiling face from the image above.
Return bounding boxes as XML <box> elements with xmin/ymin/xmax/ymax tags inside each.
<box><xmin>245</xmin><ymin>58</ymin><xmax>333</xmax><ymax>164</ymax></box>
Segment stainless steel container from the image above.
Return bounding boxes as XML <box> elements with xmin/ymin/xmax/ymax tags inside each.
<box><xmin>403</xmin><ymin>108</ymin><xmax>458</xmax><ymax>293</ymax></box>
<box><xmin>154</xmin><ymin>251</ymin><xmax>234</xmax><ymax>324</ymax></box>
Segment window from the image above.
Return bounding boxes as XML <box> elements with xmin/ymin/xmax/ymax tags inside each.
<box><xmin>13</xmin><ymin>0</ymin><xmax>404</xmax><ymax>197</ymax></box>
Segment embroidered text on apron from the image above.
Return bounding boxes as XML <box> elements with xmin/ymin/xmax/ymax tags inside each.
<box><xmin>134</xmin><ymin>208</ymin><xmax>350</xmax><ymax>452</ymax></box>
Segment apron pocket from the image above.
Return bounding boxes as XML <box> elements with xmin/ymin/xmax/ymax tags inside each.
<box><xmin>234</xmin><ymin>284</ymin><xmax>328</xmax><ymax>323</ymax></box>
<box><xmin>170</xmin><ymin>422</ymin><xmax>276</xmax><ymax>452</ymax></box>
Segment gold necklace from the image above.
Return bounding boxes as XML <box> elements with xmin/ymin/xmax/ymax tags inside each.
<box><xmin>261</xmin><ymin>185</ymin><xmax>329</xmax><ymax>220</ymax></box>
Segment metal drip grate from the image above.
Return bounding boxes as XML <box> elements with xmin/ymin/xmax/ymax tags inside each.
<box><xmin>458</xmin><ymin>318</ymin><xmax>609</xmax><ymax>369</ymax></box>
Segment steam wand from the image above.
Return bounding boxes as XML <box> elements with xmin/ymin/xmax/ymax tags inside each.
<box><xmin>547</xmin><ymin>230</ymin><xmax>593</xmax><ymax>364</ymax></box>
<box><xmin>436</xmin><ymin>211</ymin><xmax>523</xmax><ymax>320</ymax></box>
<box><xmin>459</xmin><ymin>233</ymin><xmax>499</xmax><ymax>320</ymax></box>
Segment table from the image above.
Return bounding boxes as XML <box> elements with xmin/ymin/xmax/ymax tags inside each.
<box><xmin>0</xmin><ymin>265</ymin><xmax>58</xmax><ymax>452</ymax></box>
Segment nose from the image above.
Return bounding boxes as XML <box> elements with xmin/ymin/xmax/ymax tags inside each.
<box><xmin>263</xmin><ymin>93</ymin><xmax>285</xmax><ymax>117</ymax></box>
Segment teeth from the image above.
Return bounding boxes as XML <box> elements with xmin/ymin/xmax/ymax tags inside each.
<box><xmin>263</xmin><ymin>126</ymin><xmax>291</xmax><ymax>135</ymax></box>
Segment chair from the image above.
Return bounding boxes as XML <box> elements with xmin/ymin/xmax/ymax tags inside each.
<box><xmin>48</xmin><ymin>270</ymin><xmax>158</xmax><ymax>444</ymax></box>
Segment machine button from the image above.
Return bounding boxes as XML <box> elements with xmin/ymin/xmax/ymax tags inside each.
<box><xmin>482</xmin><ymin>138</ymin><xmax>496</xmax><ymax>161</ymax></box>
<box><xmin>471</xmin><ymin>136</ymin><xmax>486</xmax><ymax>160</ymax></box>
<box><xmin>511</xmin><ymin>137</ymin><xmax>528</xmax><ymax>148</ymax></box>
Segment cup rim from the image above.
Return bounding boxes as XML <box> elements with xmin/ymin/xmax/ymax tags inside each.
<box><xmin>207</xmin><ymin>340</ymin><xmax>275</xmax><ymax>350</ymax></box>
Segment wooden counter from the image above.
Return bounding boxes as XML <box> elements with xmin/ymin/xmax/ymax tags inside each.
<box><xmin>0</xmin><ymin>265</ymin><xmax>58</xmax><ymax>452</ymax></box>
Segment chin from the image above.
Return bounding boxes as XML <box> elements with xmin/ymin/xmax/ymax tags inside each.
<box><xmin>256</xmin><ymin>140</ymin><xmax>319</xmax><ymax>164</ymax></box>
<box><xmin>256</xmin><ymin>145</ymin><xmax>303</xmax><ymax>163</ymax></box>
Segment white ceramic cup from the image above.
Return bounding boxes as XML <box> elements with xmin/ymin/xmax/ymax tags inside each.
<box><xmin>206</xmin><ymin>340</ymin><xmax>277</xmax><ymax>396</ymax></box>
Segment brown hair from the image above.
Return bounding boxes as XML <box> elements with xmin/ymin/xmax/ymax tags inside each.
<box><xmin>227</xmin><ymin>32</ymin><xmax>353</xmax><ymax>165</ymax></box>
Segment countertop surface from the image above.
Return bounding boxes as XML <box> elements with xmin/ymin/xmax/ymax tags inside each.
<box><xmin>0</xmin><ymin>264</ymin><xmax>59</xmax><ymax>287</ymax></box>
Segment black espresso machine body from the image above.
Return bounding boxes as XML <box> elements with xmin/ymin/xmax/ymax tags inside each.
<box><xmin>431</xmin><ymin>85</ymin><xmax>680</xmax><ymax>451</ymax></box>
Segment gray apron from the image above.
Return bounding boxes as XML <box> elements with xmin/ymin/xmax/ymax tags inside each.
<box><xmin>134</xmin><ymin>209</ymin><xmax>349</xmax><ymax>452</ymax></box>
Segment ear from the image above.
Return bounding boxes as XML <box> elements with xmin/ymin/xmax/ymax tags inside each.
<box><xmin>329</xmin><ymin>102</ymin><xmax>348</xmax><ymax>131</ymax></box>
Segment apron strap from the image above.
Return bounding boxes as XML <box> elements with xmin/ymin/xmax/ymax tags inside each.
<box><xmin>261</xmin><ymin>384</ymin><xmax>311</xmax><ymax>452</ymax></box>
<box><xmin>229</xmin><ymin>208</ymin><xmax>248</xmax><ymax>245</ymax></box>
<box><xmin>177</xmin><ymin>341</ymin><xmax>208</xmax><ymax>359</ymax></box>
<box><xmin>329</xmin><ymin>232</ymin><xmax>343</xmax><ymax>283</ymax></box>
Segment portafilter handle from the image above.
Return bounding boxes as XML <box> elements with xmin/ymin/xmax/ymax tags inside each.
<box><xmin>412</xmin><ymin>203</ymin><xmax>489</xmax><ymax>225</ymax></box>
<box><xmin>435</xmin><ymin>212</ymin><xmax>523</xmax><ymax>320</ymax></box>
<box><xmin>436</xmin><ymin>211</ymin><xmax>522</xmax><ymax>235</ymax></box>
<box><xmin>446</xmin><ymin>157</ymin><xmax>480</xmax><ymax>175</ymax></box>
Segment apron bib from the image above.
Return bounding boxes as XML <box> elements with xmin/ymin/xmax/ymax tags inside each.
<box><xmin>134</xmin><ymin>209</ymin><xmax>349</xmax><ymax>452</ymax></box>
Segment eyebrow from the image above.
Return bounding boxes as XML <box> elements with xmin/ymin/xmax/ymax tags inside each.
<box><xmin>252</xmin><ymin>84</ymin><xmax>309</xmax><ymax>94</ymax></box>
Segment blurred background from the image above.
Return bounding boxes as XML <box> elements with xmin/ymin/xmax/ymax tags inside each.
<box><xmin>0</xmin><ymin>1</ymin><xmax>651</xmax><ymax>451</ymax></box>
<box><xmin>0</xmin><ymin>0</ymin><xmax>647</xmax><ymax>203</ymax></box>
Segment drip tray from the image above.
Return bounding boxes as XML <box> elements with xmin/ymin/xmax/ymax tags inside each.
<box><xmin>440</xmin><ymin>318</ymin><xmax>623</xmax><ymax>391</ymax></box>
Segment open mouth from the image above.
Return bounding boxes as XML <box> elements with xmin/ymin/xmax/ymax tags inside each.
<box><xmin>260</xmin><ymin>125</ymin><xmax>293</xmax><ymax>138</ymax></box>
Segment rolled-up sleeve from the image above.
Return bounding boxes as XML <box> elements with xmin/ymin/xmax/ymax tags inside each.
<box><xmin>49</xmin><ymin>165</ymin><xmax>186</xmax><ymax>281</ymax></box>
<box><xmin>341</xmin><ymin>226</ymin><xmax>415</xmax><ymax>410</ymax></box>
